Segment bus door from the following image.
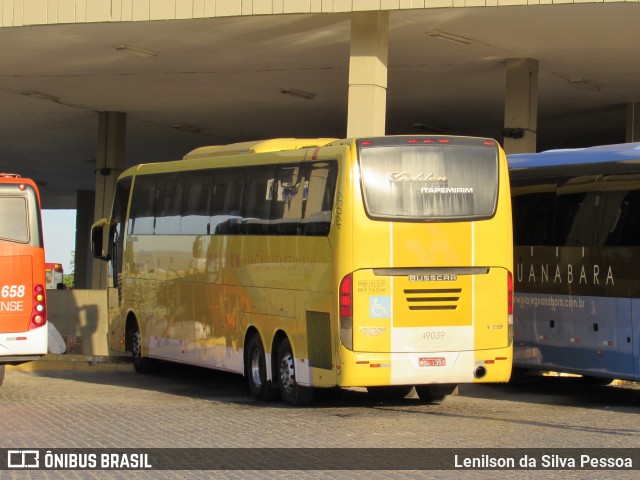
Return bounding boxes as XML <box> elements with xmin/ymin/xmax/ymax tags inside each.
<box><xmin>633</xmin><ymin>299</ymin><xmax>640</xmax><ymax>380</ymax></box>
<box><xmin>92</xmin><ymin>177</ymin><xmax>131</xmax><ymax>350</ymax></box>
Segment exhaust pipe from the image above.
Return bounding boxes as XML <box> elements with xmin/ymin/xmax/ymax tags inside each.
<box><xmin>474</xmin><ymin>365</ymin><xmax>487</xmax><ymax>379</ymax></box>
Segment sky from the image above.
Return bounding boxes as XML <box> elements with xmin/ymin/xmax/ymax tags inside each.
<box><xmin>41</xmin><ymin>209</ymin><xmax>77</xmax><ymax>273</ymax></box>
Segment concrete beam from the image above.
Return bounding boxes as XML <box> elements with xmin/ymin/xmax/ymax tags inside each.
<box><xmin>503</xmin><ymin>58</ymin><xmax>538</xmax><ymax>154</ymax></box>
<box><xmin>626</xmin><ymin>101</ymin><xmax>640</xmax><ymax>142</ymax></box>
<box><xmin>91</xmin><ymin>112</ymin><xmax>126</xmax><ymax>289</ymax></box>
<box><xmin>347</xmin><ymin>11</ymin><xmax>389</xmax><ymax>138</ymax></box>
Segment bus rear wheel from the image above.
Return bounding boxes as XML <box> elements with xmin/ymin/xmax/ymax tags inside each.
<box><xmin>131</xmin><ymin>325</ymin><xmax>157</xmax><ymax>374</ymax></box>
<box><xmin>366</xmin><ymin>386</ymin><xmax>414</xmax><ymax>401</ymax></box>
<box><xmin>246</xmin><ymin>334</ymin><xmax>279</xmax><ymax>401</ymax></box>
<box><xmin>277</xmin><ymin>338</ymin><xmax>314</xmax><ymax>406</ymax></box>
<box><xmin>415</xmin><ymin>384</ymin><xmax>457</xmax><ymax>404</ymax></box>
<box><xmin>0</xmin><ymin>365</ymin><xmax>5</xmax><ymax>386</ymax></box>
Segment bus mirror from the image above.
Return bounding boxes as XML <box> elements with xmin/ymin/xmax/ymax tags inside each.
<box><xmin>91</xmin><ymin>218</ymin><xmax>111</xmax><ymax>261</ymax></box>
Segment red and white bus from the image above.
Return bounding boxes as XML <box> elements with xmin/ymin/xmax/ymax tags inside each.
<box><xmin>0</xmin><ymin>173</ymin><xmax>48</xmax><ymax>386</ymax></box>
<box><xmin>45</xmin><ymin>263</ymin><xmax>64</xmax><ymax>290</ymax></box>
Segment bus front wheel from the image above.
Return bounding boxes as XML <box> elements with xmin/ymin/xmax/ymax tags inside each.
<box><xmin>277</xmin><ymin>338</ymin><xmax>313</xmax><ymax>406</ymax></box>
<box><xmin>246</xmin><ymin>334</ymin><xmax>279</xmax><ymax>401</ymax></box>
<box><xmin>131</xmin><ymin>324</ymin><xmax>157</xmax><ymax>374</ymax></box>
<box><xmin>0</xmin><ymin>365</ymin><xmax>5</xmax><ymax>386</ymax></box>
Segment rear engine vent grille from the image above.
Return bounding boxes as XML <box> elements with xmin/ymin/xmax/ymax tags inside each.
<box><xmin>404</xmin><ymin>288</ymin><xmax>461</xmax><ymax>311</ymax></box>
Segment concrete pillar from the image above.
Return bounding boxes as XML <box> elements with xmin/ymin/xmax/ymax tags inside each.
<box><xmin>626</xmin><ymin>102</ymin><xmax>640</xmax><ymax>142</ymax></box>
<box><xmin>73</xmin><ymin>190</ymin><xmax>95</xmax><ymax>289</ymax></box>
<box><xmin>503</xmin><ymin>58</ymin><xmax>539</xmax><ymax>154</ymax></box>
<box><xmin>347</xmin><ymin>11</ymin><xmax>389</xmax><ymax>138</ymax></box>
<box><xmin>91</xmin><ymin>111</ymin><xmax>126</xmax><ymax>289</ymax></box>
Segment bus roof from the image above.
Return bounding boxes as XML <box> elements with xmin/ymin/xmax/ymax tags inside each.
<box><xmin>0</xmin><ymin>173</ymin><xmax>42</xmax><ymax>206</ymax></box>
<box><xmin>508</xmin><ymin>142</ymin><xmax>640</xmax><ymax>170</ymax></box>
<box><xmin>183</xmin><ymin>138</ymin><xmax>338</xmax><ymax>160</ymax></box>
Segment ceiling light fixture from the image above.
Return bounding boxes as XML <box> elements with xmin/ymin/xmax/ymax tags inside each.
<box><xmin>114</xmin><ymin>44</ymin><xmax>158</xmax><ymax>59</ymax></box>
<box><xmin>427</xmin><ymin>31</ymin><xmax>473</xmax><ymax>46</ymax></box>
<box><xmin>20</xmin><ymin>91</ymin><xmax>61</xmax><ymax>103</ymax></box>
<box><xmin>412</xmin><ymin>122</ymin><xmax>445</xmax><ymax>134</ymax></box>
<box><xmin>171</xmin><ymin>124</ymin><xmax>203</xmax><ymax>134</ymax></box>
<box><xmin>569</xmin><ymin>79</ymin><xmax>602</xmax><ymax>92</ymax></box>
<box><xmin>280</xmin><ymin>88</ymin><xmax>316</xmax><ymax>100</ymax></box>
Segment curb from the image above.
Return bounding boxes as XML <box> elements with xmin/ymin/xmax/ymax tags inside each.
<box><xmin>7</xmin><ymin>354</ymin><xmax>134</xmax><ymax>373</ymax></box>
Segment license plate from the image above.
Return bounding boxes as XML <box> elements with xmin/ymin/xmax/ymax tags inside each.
<box><xmin>419</xmin><ymin>357</ymin><xmax>446</xmax><ymax>367</ymax></box>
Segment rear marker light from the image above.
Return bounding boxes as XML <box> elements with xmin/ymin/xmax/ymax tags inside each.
<box><xmin>30</xmin><ymin>284</ymin><xmax>47</xmax><ymax>330</ymax></box>
<box><xmin>339</xmin><ymin>274</ymin><xmax>354</xmax><ymax>351</ymax></box>
<box><xmin>507</xmin><ymin>271</ymin><xmax>513</xmax><ymax>315</ymax></box>
<box><xmin>339</xmin><ymin>274</ymin><xmax>353</xmax><ymax>317</ymax></box>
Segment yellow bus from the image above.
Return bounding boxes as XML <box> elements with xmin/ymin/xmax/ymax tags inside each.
<box><xmin>92</xmin><ymin>136</ymin><xmax>513</xmax><ymax>405</ymax></box>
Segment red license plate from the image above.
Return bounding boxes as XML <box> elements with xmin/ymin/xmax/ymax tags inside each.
<box><xmin>419</xmin><ymin>357</ymin><xmax>446</xmax><ymax>367</ymax></box>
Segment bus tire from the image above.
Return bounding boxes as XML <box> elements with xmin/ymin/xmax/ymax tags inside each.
<box><xmin>246</xmin><ymin>334</ymin><xmax>279</xmax><ymax>401</ymax></box>
<box><xmin>277</xmin><ymin>338</ymin><xmax>314</xmax><ymax>406</ymax></box>
<box><xmin>131</xmin><ymin>325</ymin><xmax>157</xmax><ymax>374</ymax></box>
<box><xmin>0</xmin><ymin>365</ymin><xmax>5</xmax><ymax>386</ymax></box>
<box><xmin>580</xmin><ymin>376</ymin><xmax>614</xmax><ymax>386</ymax></box>
<box><xmin>415</xmin><ymin>384</ymin><xmax>457</xmax><ymax>404</ymax></box>
<box><xmin>366</xmin><ymin>386</ymin><xmax>414</xmax><ymax>401</ymax></box>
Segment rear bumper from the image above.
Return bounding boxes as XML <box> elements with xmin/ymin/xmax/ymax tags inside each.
<box><xmin>337</xmin><ymin>345</ymin><xmax>512</xmax><ymax>387</ymax></box>
<box><xmin>0</xmin><ymin>323</ymin><xmax>48</xmax><ymax>365</ymax></box>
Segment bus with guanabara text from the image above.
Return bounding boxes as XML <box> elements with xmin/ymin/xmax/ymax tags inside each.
<box><xmin>509</xmin><ymin>142</ymin><xmax>640</xmax><ymax>383</ymax></box>
<box><xmin>0</xmin><ymin>173</ymin><xmax>48</xmax><ymax>386</ymax></box>
<box><xmin>92</xmin><ymin>136</ymin><xmax>513</xmax><ymax>405</ymax></box>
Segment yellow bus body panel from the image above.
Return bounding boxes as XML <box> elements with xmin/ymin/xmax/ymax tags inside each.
<box><xmin>105</xmin><ymin>136</ymin><xmax>512</xmax><ymax>391</ymax></box>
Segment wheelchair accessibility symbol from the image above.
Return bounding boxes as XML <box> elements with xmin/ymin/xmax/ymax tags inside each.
<box><xmin>369</xmin><ymin>296</ymin><xmax>391</xmax><ymax>318</ymax></box>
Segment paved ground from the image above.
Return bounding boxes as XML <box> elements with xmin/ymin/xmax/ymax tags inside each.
<box><xmin>1</xmin><ymin>361</ymin><xmax>639</xmax><ymax>479</ymax></box>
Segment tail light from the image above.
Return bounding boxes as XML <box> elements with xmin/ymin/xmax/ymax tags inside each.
<box><xmin>507</xmin><ymin>271</ymin><xmax>513</xmax><ymax>345</ymax></box>
<box><xmin>507</xmin><ymin>271</ymin><xmax>513</xmax><ymax>315</ymax></box>
<box><xmin>339</xmin><ymin>274</ymin><xmax>353</xmax><ymax>351</ymax></box>
<box><xmin>30</xmin><ymin>284</ymin><xmax>47</xmax><ymax>329</ymax></box>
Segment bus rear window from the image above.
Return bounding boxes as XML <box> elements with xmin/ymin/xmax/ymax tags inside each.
<box><xmin>359</xmin><ymin>143</ymin><xmax>499</xmax><ymax>221</ymax></box>
<box><xmin>0</xmin><ymin>196</ymin><xmax>29</xmax><ymax>242</ymax></box>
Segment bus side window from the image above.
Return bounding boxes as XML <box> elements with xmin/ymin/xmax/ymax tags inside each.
<box><xmin>512</xmin><ymin>192</ymin><xmax>556</xmax><ymax>246</ymax></box>
<box><xmin>606</xmin><ymin>189</ymin><xmax>640</xmax><ymax>246</ymax></box>
<box><xmin>301</xmin><ymin>162</ymin><xmax>337</xmax><ymax>236</ymax></box>
<box><xmin>181</xmin><ymin>173</ymin><xmax>212</xmax><ymax>235</ymax></box>
<box><xmin>270</xmin><ymin>164</ymin><xmax>303</xmax><ymax>235</ymax></box>
<box><xmin>128</xmin><ymin>176</ymin><xmax>156</xmax><ymax>235</ymax></box>
<box><xmin>243</xmin><ymin>166</ymin><xmax>276</xmax><ymax>235</ymax></box>
<box><xmin>554</xmin><ymin>192</ymin><xmax>587</xmax><ymax>246</ymax></box>
<box><xmin>211</xmin><ymin>169</ymin><xmax>244</xmax><ymax>235</ymax></box>
<box><xmin>155</xmin><ymin>174</ymin><xmax>183</xmax><ymax>235</ymax></box>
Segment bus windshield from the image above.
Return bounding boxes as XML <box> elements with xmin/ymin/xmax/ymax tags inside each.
<box><xmin>358</xmin><ymin>139</ymin><xmax>498</xmax><ymax>220</ymax></box>
<box><xmin>0</xmin><ymin>196</ymin><xmax>30</xmax><ymax>243</ymax></box>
